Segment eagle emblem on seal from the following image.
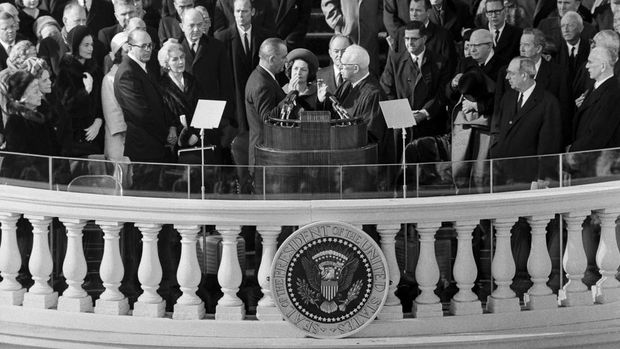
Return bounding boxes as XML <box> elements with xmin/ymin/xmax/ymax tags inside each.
<box><xmin>296</xmin><ymin>243</ymin><xmax>363</xmax><ymax>314</ymax></box>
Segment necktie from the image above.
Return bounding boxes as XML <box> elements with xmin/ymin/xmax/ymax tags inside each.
<box><xmin>494</xmin><ymin>30</ymin><xmax>500</xmax><ymax>46</ymax></box>
<box><xmin>336</xmin><ymin>72</ymin><xmax>343</xmax><ymax>87</ymax></box>
<box><xmin>243</xmin><ymin>32</ymin><xmax>250</xmax><ymax>55</ymax></box>
<box><xmin>192</xmin><ymin>42</ymin><xmax>198</xmax><ymax>54</ymax></box>
<box><xmin>435</xmin><ymin>6</ymin><xmax>444</xmax><ymax>26</ymax></box>
<box><xmin>569</xmin><ymin>46</ymin><xmax>576</xmax><ymax>72</ymax></box>
<box><xmin>7</xmin><ymin>43</ymin><xmax>12</xmax><ymax>54</ymax></box>
<box><xmin>412</xmin><ymin>57</ymin><xmax>420</xmax><ymax>82</ymax></box>
<box><xmin>516</xmin><ymin>92</ymin><xmax>523</xmax><ymax>112</ymax></box>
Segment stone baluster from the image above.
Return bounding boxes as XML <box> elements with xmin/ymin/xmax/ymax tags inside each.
<box><xmin>525</xmin><ymin>215</ymin><xmax>557</xmax><ymax>309</ymax></box>
<box><xmin>133</xmin><ymin>223</ymin><xmax>165</xmax><ymax>317</ymax></box>
<box><xmin>413</xmin><ymin>222</ymin><xmax>442</xmax><ymax>318</ymax></box>
<box><xmin>593</xmin><ymin>209</ymin><xmax>620</xmax><ymax>303</ymax></box>
<box><xmin>95</xmin><ymin>221</ymin><xmax>129</xmax><ymax>315</ymax></box>
<box><xmin>377</xmin><ymin>224</ymin><xmax>403</xmax><ymax>320</ymax></box>
<box><xmin>0</xmin><ymin>213</ymin><xmax>26</xmax><ymax>305</ymax></box>
<box><xmin>560</xmin><ymin>211</ymin><xmax>592</xmax><ymax>306</ymax></box>
<box><xmin>22</xmin><ymin>215</ymin><xmax>57</xmax><ymax>309</ymax></box>
<box><xmin>173</xmin><ymin>225</ymin><xmax>205</xmax><ymax>320</ymax></box>
<box><xmin>256</xmin><ymin>226</ymin><xmax>282</xmax><ymax>321</ymax></box>
<box><xmin>450</xmin><ymin>220</ymin><xmax>482</xmax><ymax>315</ymax></box>
<box><xmin>216</xmin><ymin>225</ymin><xmax>245</xmax><ymax>320</ymax></box>
<box><xmin>486</xmin><ymin>218</ymin><xmax>520</xmax><ymax>313</ymax></box>
<box><xmin>57</xmin><ymin>218</ymin><xmax>92</xmax><ymax>312</ymax></box>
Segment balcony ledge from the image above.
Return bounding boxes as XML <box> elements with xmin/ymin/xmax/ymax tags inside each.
<box><xmin>1</xmin><ymin>301</ymin><xmax>620</xmax><ymax>348</ymax></box>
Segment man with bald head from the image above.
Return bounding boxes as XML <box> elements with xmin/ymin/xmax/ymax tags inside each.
<box><xmin>245</xmin><ymin>38</ymin><xmax>288</xmax><ymax>168</ymax></box>
<box><xmin>462</xmin><ymin>29</ymin><xmax>506</xmax><ymax>80</ymax></box>
<box><xmin>319</xmin><ymin>44</ymin><xmax>388</xmax><ymax>161</ymax></box>
<box><xmin>572</xmin><ymin>47</ymin><xmax>620</xmax><ymax>151</ymax></box>
<box><xmin>574</xmin><ymin>30</ymin><xmax>620</xmax><ymax>98</ymax></box>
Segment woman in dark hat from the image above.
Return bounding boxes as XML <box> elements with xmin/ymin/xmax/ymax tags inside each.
<box><xmin>278</xmin><ymin>48</ymin><xmax>320</xmax><ymax>119</ymax></box>
<box><xmin>451</xmin><ymin>68</ymin><xmax>495</xmax><ymax>193</ymax></box>
<box><xmin>53</xmin><ymin>24</ymin><xmax>103</xmax><ymax>157</ymax></box>
<box><xmin>1</xmin><ymin>70</ymin><xmax>55</xmax><ymax>180</ymax></box>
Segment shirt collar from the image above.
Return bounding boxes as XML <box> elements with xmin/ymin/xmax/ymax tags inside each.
<box><xmin>594</xmin><ymin>74</ymin><xmax>613</xmax><ymax>89</ymax></box>
<box><xmin>259</xmin><ymin>64</ymin><xmax>277</xmax><ymax>81</ymax></box>
<box><xmin>567</xmin><ymin>39</ymin><xmax>580</xmax><ymax>53</ymax></box>
<box><xmin>352</xmin><ymin>72</ymin><xmax>370</xmax><ymax>88</ymax></box>
<box><xmin>483</xmin><ymin>50</ymin><xmax>494</xmax><ymax>66</ymax></box>
<box><xmin>128</xmin><ymin>53</ymin><xmax>148</xmax><ymax>73</ymax></box>
<box><xmin>237</xmin><ymin>24</ymin><xmax>252</xmax><ymax>36</ymax></box>
<box><xmin>520</xmin><ymin>82</ymin><xmax>536</xmax><ymax>106</ymax></box>
<box><xmin>410</xmin><ymin>49</ymin><xmax>425</xmax><ymax>66</ymax></box>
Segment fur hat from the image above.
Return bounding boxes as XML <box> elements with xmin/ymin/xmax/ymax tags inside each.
<box><xmin>6</xmin><ymin>70</ymin><xmax>36</xmax><ymax>102</ymax></box>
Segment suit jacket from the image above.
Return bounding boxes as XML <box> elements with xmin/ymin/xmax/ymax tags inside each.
<box><xmin>491</xmin><ymin>23</ymin><xmax>522</xmax><ymax>65</ymax></box>
<box><xmin>490</xmin><ymin>84</ymin><xmax>562</xmax><ymax>183</ymax></box>
<box><xmin>215</xmin><ymin>25</ymin><xmax>269</xmax><ymax>132</ymax></box>
<box><xmin>380</xmin><ymin>48</ymin><xmax>450</xmax><ymax>140</ymax></box>
<box><xmin>316</xmin><ymin>64</ymin><xmax>339</xmax><ymax>94</ymax></box>
<box><xmin>268</xmin><ymin>0</ymin><xmax>312</xmax><ymax>49</ymax></box>
<box><xmin>158</xmin><ymin>15</ymin><xmax>183</xmax><ymax>44</ymax></box>
<box><xmin>572</xmin><ymin>78</ymin><xmax>620</xmax><ymax>151</ymax></box>
<box><xmin>333</xmin><ymin>75</ymin><xmax>388</xmax><ymax>162</ymax></box>
<box><xmin>40</xmin><ymin>0</ymin><xmax>70</xmax><ymax>23</ymax></box>
<box><xmin>593</xmin><ymin>3</ymin><xmax>613</xmax><ymax>31</ymax></box>
<box><xmin>321</xmin><ymin>0</ymin><xmax>382</xmax><ymax>73</ymax></box>
<box><xmin>495</xmin><ymin>59</ymin><xmax>571</xmax><ymax>145</ymax></box>
<box><xmin>428</xmin><ymin>0</ymin><xmax>472</xmax><ymax>41</ymax></box>
<box><xmin>84</xmin><ymin>0</ymin><xmax>115</xmax><ymax>36</ymax></box>
<box><xmin>245</xmin><ymin>65</ymin><xmax>286</xmax><ymax>167</ymax></box>
<box><xmin>383</xmin><ymin>0</ymin><xmax>410</xmax><ymax>38</ymax></box>
<box><xmin>114</xmin><ymin>56</ymin><xmax>173</xmax><ymax>162</ymax></box>
<box><xmin>392</xmin><ymin>21</ymin><xmax>457</xmax><ymax>77</ymax></box>
<box><xmin>552</xmin><ymin>38</ymin><xmax>590</xmax><ymax>86</ymax></box>
<box><xmin>179</xmin><ymin>35</ymin><xmax>235</xmax><ymax>133</ymax></box>
<box><xmin>491</xmin><ymin>83</ymin><xmax>562</xmax><ymax>158</ymax></box>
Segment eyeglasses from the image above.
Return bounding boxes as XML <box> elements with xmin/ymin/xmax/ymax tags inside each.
<box><xmin>486</xmin><ymin>8</ymin><xmax>504</xmax><ymax>16</ymax></box>
<box><xmin>589</xmin><ymin>38</ymin><xmax>596</xmax><ymax>48</ymax></box>
<box><xmin>129</xmin><ymin>42</ymin><xmax>153</xmax><ymax>50</ymax></box>
<box><xmin>405</xmin><ymin>36</ymin><xmax>424</xmax><ymax>41</ymax></box>
<box><xmin>469</xmin><ymin>42</ymin><xmax>493</xmax><ymax>48</ymax></box>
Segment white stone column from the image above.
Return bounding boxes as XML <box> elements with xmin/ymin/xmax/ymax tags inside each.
<box><xmin>256</xmin><ymin>225</ymin><xmax>282</xmax><ymax>321</ymax></box>
<box><xmin>22</xmin><ymin>215</ymin><xmax>57</xmax><ymax>309</ymax></box>
<box><xmin>95</xmin><ymin>221</ymin><xmax>129</xmax><ymax>315</ymax></box>
<box><xmin>377</xmin><ymin>224</ymin><xmax>403</xmax><ymax>320</ymax></box>
<box><xmin>133</xmin><ymin>223</ymin><xmax>165</xmax><ymax>317</ymax></box>
<box><xmin>486</xmin><ymin>218</ymin><xmax>520</xmax><ymax>313</ymax></box>
<box><xmin>57</xmin><ymin>218</ymin><xmax>93</xmax><ymax>312</ymax></box>
<box><xmin>593</xmin><ymin>210</ymin><xmax>620</xmax><ymax>303</ymax></box>
<box><xmin>450</xmin><ymin>220</ymin><xmax>482</xmax><ymax>315</ymax></box>
<box><xmin>216</xmin><ymin>225</ymin><xmax>245</xmax><ymax>320</ymax></box>
<box><xmin>173</xmin><ymin>225</ymin><xmax>205</xmax><ymax>320</ymax></box>
<box><xmin>525</xmin><ymin>215</ymin><xmax>557</xmax><ymax>310</ymax></box>
<box><xmin>560</xmin><ymin>211</ymin><xmax>593</xmax><ymax>306</ymax></box>
<box><xmin>413</xmin><ymin>222</ymin><xmax>442</xmax><ymax>318</ymax></box>
<box><xmin>0</xmin><ymin>213</ymin><xmax>26</xmax><ymax>305</ymax></box>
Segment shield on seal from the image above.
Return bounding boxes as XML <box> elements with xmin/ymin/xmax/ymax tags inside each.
<box><xmin>321</xmin><ymin>280</ymin><xmax>338</xmax><ymax>301</ymax></box>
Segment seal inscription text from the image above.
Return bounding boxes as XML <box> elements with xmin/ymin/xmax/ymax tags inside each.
<box><xmin>271</xmin><ymin>222</ymin><xmax>388</xmax><ymax>338</ymax></box>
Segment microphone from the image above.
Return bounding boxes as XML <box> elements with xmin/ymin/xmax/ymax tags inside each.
<box><xmin>280</xmin><ymin>90</ymin><xmax>300</xmax><ymax>121</ymax></box>
<box><xmin>326</xmin><ymin>92</ymin><xmax>350</xmax><ymax>120</ymax></box>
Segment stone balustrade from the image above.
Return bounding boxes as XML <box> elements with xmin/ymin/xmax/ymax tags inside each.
<box><xmin>0</xmin><ymin>182</ymin><xmax>619</xmax><ymax>347</ymax></box>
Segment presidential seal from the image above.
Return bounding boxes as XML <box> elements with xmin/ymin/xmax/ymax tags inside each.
<box><xmin>271</xmin><ymin>222</ymin><xmax>389</xmax><ymax>339</ymax></box>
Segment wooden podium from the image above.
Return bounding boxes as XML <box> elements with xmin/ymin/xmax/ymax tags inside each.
<box><xmin>255</xmin><ymin>111</ymin><xmax>377</xmax><ymax>196</ymax></box>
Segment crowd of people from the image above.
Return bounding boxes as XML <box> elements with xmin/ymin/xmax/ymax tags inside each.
<box><xmin>0</xmin><ymin>0</ymin><xmax>618</xmax><ymax>191</ymax></box>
